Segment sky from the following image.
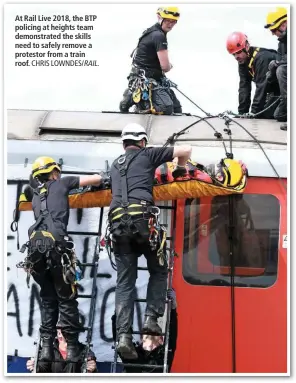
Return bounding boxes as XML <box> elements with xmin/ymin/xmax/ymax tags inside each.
<box><xmin>4</xmin><ymin>3</ymin><xmax>286</xmax><ymax>116</ymax></box>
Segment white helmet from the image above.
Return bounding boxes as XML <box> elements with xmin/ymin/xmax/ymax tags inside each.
<box><xmin>121</xmin><ymin>123</ymin><xmax>148</xmax><ymax>142</ymax></box>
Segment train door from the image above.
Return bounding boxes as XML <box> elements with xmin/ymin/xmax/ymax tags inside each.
<box><xmin>171</xmin><ymin>178</ymin><xmax>287</xmax><ymax>373</ymax></box>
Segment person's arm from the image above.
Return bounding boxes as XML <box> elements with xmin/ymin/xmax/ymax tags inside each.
<box><xmin>172</xmin><ymin>145</ymin><xmax>192</xmax><ymax>167</ymax></box>
<box><xmin>152</xmin><ymin>32</ymin><xmax>172</xmax><ymax>72</ymax></box>
<box><xmin>238</xmin><ymin>65</ymin><xmax>252</xmax><ymax>114</ymax></box>
<box><xmin>61</xmin><ymin>174</ymin><xmax>104</xmax><ymax>192</ymax></box>
<box><xmin>157</xmin><ymin>50</ymin><xmax>172</xmax><ymax>72</ymax></box>
<box><xmin>251</xmin><ymin>54</ymin><xmax>271</xmax><ymax>114</ymax></box>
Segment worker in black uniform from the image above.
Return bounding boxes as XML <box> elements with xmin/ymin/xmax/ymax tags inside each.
<box><xmin>264</xmin><ymin>7</ymin><xmax>287</xmax><ymax>130</ymax></box>
<box><xmin>108</xmin><ymin>123</ymin><xmax>191</xmax><ymax>359</ymax></box>
<box><xmin>112</xmin><ymin>288</ymin><xmax>178</xmax><ymax>372</ymax></box>
<box><xmin>226</xmin><ymin>31</ymin><xmax>280</xmax><ymax>118</ymax></box>
<box><xmin>26</xmin><ymin>328</ymin><xmax>97</xmax><ymax>373</ymax></box>
<box><xmin>22</xmin><ymin>156</ymin><xmax>106</xmax><ymax>363</ymax></box>
<box><xmin>119</xmin><ymin>6</ymin><xmax>182</xmax><ymax>115</ymax></box>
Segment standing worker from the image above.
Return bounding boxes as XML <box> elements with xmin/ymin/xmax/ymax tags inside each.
<box><xmin>119</xmin><ymin>6</ymin><xmax>182</xmax><ymax>115</ymax></box>
<box><xmin>108</xmin><ymin>123</ymin><xmax>191</xmax><ymax>359</ymax></box>
<box><xmin>226</xmin><ymin>31</ymin><xmax>280</xmax><ymax>118</ymax></box>
<box><xmin>21</xmin><ymin>157</ymin><xmax>107</xmax><ymax>363</ymax></box>
<box><xmin>264</xmin><ymin>7</ymin><xmax>288</xmax><ymax>130</ymax></box>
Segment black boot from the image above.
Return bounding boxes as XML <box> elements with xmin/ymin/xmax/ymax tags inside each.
<box><xmin>280</xmin><ymin>123</ymin><xmax>287</xmax><ymax>131</ymax></box>
<box><xmin>119</xmin><ymin>89</ymin><xmax>134</xmax><ymax>112</ymax></box>
<box><xmin>117</xmin><ymin>334</ymin><xmax>138</xmax><ymax>360</ymax></box>
<box><xmin>66</xmin><ymin>338</ymin><xmax>81</xmax><ymax>362</ymax></box>
<box><xmin>142</xmin><ymin>316</ymin><xmax>162</xmax><ymax>335</ymax></box>
<box><xmin>39</xmin><ymin>336</ymin><xmax>54</xmax><ymax>362</ymax></box>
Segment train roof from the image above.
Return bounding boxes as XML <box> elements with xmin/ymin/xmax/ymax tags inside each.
<box><xmin>7</xmin><ymin>109</ymin><xmax>287</xmax><ymax>179</ymax></box>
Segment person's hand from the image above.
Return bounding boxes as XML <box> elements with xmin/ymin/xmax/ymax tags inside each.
<box><xmin>87</xmin><ymin>358</ymin><xmax>97</xmax><ymax>372</ymax></box>
<box><xmin>26</xmin><ymin>357</ymin><xmax>35</xmax><ymax>372</ymax></box>
<box><xmin>268</xmin><ymin>60</ymin><xmax>278</xmax><ymax>73</ymax></box>
<box><xmin>167</xmin><ymin>288</ymin><xmax>177</xmax><ymax>309</ymax></box>
<box><xmin>240</xmin><ymin>112</ymin><xmax>255</xmax><ymax>119</ymax></box>
<box><xmin>172</xmin><ymin>165</ymin><xmax>187</xmax><ymax>179</ymax></box>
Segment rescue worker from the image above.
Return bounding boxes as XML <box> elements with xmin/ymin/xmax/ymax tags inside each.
<box><xmin>119</xmin><ymin>6</ymin><xmax>182</xmax><ymax>115</ymax></box>
<box><xmin>264</xmin><ymin>7</ymin><xmax>287</xmax><ymax>130</ymax></box>
<box><xmin>23</xmin><ymin>157</ymin><xmax>106</xmax><ymax>363</ymax></box>
<box><xmin>226</xmin><ymin>32</ymin><xmax>280</xmax><ymax>118</ymax></box>
<box><xmin>112</xmin><ymin>288</ymin><xmax>178</xmax><ymax>372</ymax></box>
<box><xmin>26</xmin><ymin>328</ymin><xmax>97</xmax><ymax>373</ymax></box>
<box><xmin>108</xmin><ymin>123</ymin><xmax>191</xmax><ymax>359</ymax></box>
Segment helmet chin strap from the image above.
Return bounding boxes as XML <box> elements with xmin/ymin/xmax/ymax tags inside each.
<box><xmin>158</xmin><ymin>16</ymin><xmax>164</xmax><ymax>27</ymax></box>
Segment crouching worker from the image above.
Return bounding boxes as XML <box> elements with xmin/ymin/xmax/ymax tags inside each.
<box><xmin>108</xmin><ymin>123</ymin><xmax>191</xmax><ymax>359</ymax></box>
<box><xmin>26</xmin><ymin>327</ymin><xmax>97</xmax><ymax>373</ymax></box>
<box><xmin>226</xmin><ymin>32</ymin><xmax>280</xmax><ymax>118</ymax></box>
<box><xmin>112</xmin><ymin>288</ymin><xmax>178</xmax><ymax>373</ymax></box>
<box><xmin>20</xmin><ymin>156</ymin><xmax>107</xmax><ymax>363</ymax></box>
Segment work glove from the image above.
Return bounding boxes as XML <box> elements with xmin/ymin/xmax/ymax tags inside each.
<box><xmin>268</xmin><ymin>60</ymin><xmax>279</xmax><ymax>73</ymax></box>
<box><xmin>23</xmin><ymin>185</ymin><xmax>34</xmax><ymax>202</ymax></box>
<box><xmin>167</xmin><ymin>288</ymin><xmax>177</xmax><ymax>309</ymax></box>
<box><xmin>99</xmin><ymin>172</ymin><xmax>111</xmax><ymax>188</ymax></box>
<box><xmin>172</xmin><ymin>165</ymin><xmax>187</xmax><ymax>179</ymax></box>
<box><xmin>240</xmin><ymin>112</ymin><xmax>255</xmax><ymax>119</ymax></box>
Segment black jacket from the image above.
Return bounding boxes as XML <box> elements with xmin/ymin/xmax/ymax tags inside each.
<box><xmin>36</xmin><ymin>340</ymin><xmax>97</xmax><ymax>373</ymax></box>
<box><xmin>238</xmin><ymin>46</ymin><xmax>278</xmax><ymax>114</ymax></box>
<box><xmin>277</xmin><ymin>30</ymin><xmax>287</xmax><ymax>65</ymax></box>
<box><xmin>112</xmin><ymin>308</ymin><xmax>178</xmax><ymax>373</ymax></box>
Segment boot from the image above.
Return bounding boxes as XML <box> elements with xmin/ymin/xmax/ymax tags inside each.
<box><xmin>119</xmin><ymin>89</ymin><xmax>134</xmax><ymax>112</ymax></box>
<box><xmin>142</xmin><ymin>316</ymin><xmax>162</xmax><ymax>335</ymax></box>
<box><xmin>39</xmin><ymin>336</ymin><xmax>54</xmax><ymax>362</ymax></box>
<box><xmin>280</xmin><ymin>123</ymin><xmax>287</xmax><ymax>131</ymax></box>
<box><xmin>66</xmin><ymin>338</ymin><xmax>81</xmax><ymax>362</ymax></box>
<box><xmin>117</xmin><ymin>334</ymin><xmax>138</xmax><ymax>360</ymax></box>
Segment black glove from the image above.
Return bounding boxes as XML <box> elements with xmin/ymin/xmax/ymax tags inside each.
<box><xmin>23</xmin><ymin>185</ymin><xmax>34</xmax><ymax>202</ymax></box>
<box><xmin>268</xmin><ymin>60</ymin><xmax>279</xmax><ymax>73</ymax></box>
<box><xmin>172</xmin><ymin>165</ymin><xmax>187</xmax><ymax>179</ymax></box>
<box><xmin>99</xmin><ymin>172</ymin><xmax>111</xmax><ymax>188</ymax></box>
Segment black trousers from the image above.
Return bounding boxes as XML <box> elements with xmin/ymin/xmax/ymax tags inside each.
<box><xmin>32</xmin><ymin>250</ymin><xmax>83</xmax><ymax>340</ymax></box>
<box><xmin>150</xmin><ymin>86</ymin><xmax>182</xmax><ymax>115</ymax></box>
<box><xmin>274</xmin><ymin>64</ymin><xmax>287</xmax><ymax>122</ymax></box>
<box><xmin>111</xmin><ymin>218</ymin><xmax>168</xmax><ymax>336</ymax></box>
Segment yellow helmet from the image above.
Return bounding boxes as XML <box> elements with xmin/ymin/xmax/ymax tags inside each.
<box><xmin>264</xmin><ymin>7</ymin><xmax>287</xmax><ymax>30</ymax></box>
<box><xmin>216</xmin><ymin>159</ymin><xmax>245</xmax><ymax>188</ymax></box>
<box><xmin>32</xmin><ymin>156</ymin><xmax>61</xmax><ymax>178</ymax></box>
<box><xmin>157</xmin><ymin>6</ymin><xmax>180</xmax><ymax>21</ymax></box>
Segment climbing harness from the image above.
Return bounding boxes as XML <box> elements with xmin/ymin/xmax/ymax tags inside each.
<box><xmin>128</xmin><ymin>67</ymin><xmax>166</xmax><ymax>115</ymax></box>
<box><xmin>15</xmin><ymin>182</ymin><xmax>82</xmax><ymax>294</ymax></box>
<box><xmin>248</xmin><ymin>47</ymin><xmax>260</xmax><ymax>78</ymax></box>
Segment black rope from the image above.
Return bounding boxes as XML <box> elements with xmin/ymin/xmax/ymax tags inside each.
<box><xmin>170</xmin><ymin>84</ymin><xmax>211</xmax><ymax>117</ymax></box>
<box><xmin>163</xmin><ymin>115</ymin><xmax>229</xmax><ymax>158</ymax></box>
<box><xmin>226</xmin><ymin>96</ymin><xmax>281</xmax><ymax>118</ymax></box>
<box><xmin>221</xmin><ymin>115</ymin><xmax>287</xmax><ymax>192</ymax></box>
<box><xmin>229</xmin><ymin>193</ymin><xmax>236</xmax><ymax>373</ymax></box>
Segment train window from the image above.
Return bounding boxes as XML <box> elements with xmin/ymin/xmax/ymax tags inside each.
<box><xmin>182</xmin><ymin>194</ymin><xmax>280</xmax><ymax>288</ymax></box>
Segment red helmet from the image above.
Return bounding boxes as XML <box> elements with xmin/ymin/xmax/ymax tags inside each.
<box><xmin>226</xmin><ymin>32</ymin><xmax>248</xmax><ymax>54</ymax></box>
